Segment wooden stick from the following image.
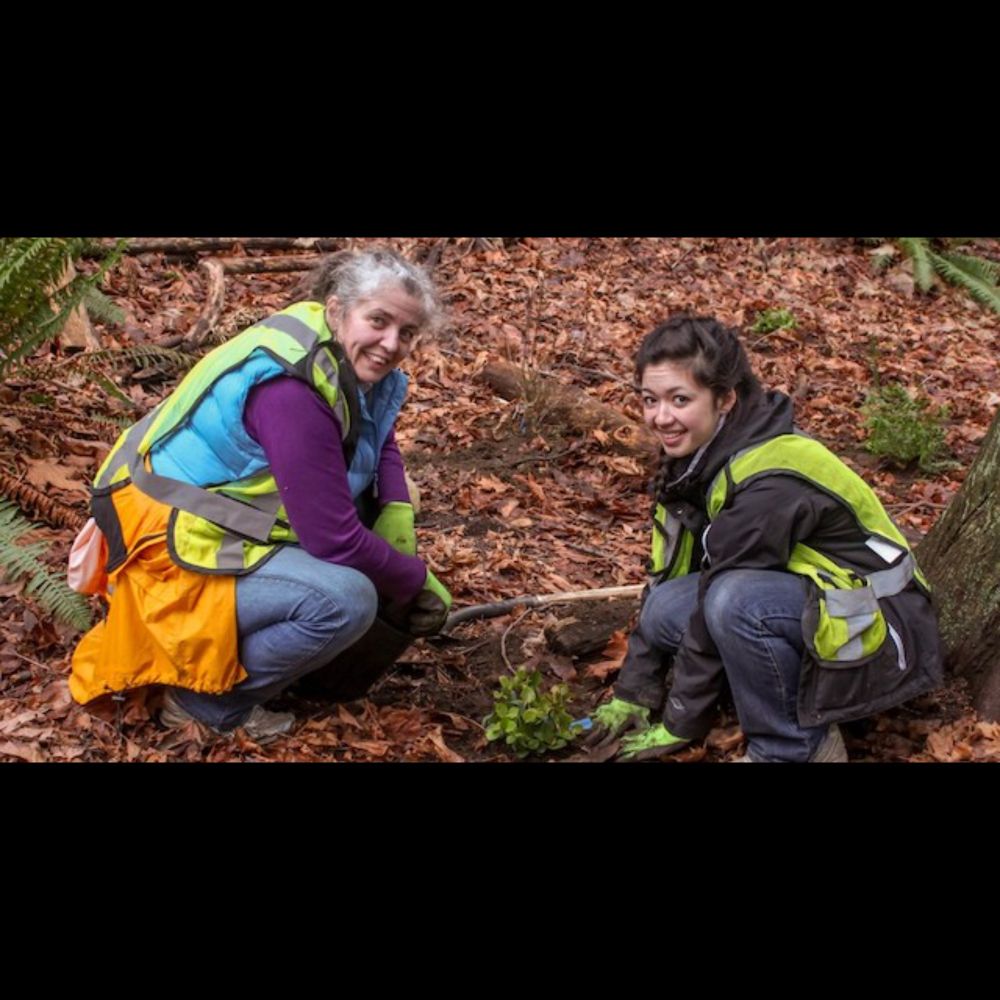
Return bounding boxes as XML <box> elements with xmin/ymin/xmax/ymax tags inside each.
<box><xmin>184</xmin><ymin>259</ymin><xmax>226</xmax><ymax>347</ymax></box>
<box><xmin>444</xmin><ymin>583</ymin><xmax>643</xmax><ymax>630</ymax></box>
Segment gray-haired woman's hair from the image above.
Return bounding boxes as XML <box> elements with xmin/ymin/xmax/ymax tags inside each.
<box><xmin>298</xmin><ymin>248</ymin><xmax>442</xmax><ymax>332</ymax></box>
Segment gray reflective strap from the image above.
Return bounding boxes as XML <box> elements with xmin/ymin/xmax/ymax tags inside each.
<box><xmin>310</xmin><ymin>347</ymin><xmax>348</xmax><ymax>430</ymax></box>
<box><xmin>822</xmin><ymin>553</ymin><xmax>915</xmax><ymax>617</ymax></box>
<box><xmin>838</xmin><ymin>634</ymin><xmax>867</xmax><ymax>661</ymax></box>
<box><xmin>868</xmin><ymin>552</ymin><xmax>914</xmax><ymax>599</ymax></box>
<box><xmin>653</xmin><ymin>511</ymin><xmax>681</xmax><ymax>570</ymax></box>
<box><xmin>215</xmin><ymin>533</ymin><xmax>247</xmax><ymax>571</ymax></box>
<box><xmin>95</xmin><ymin>407</ymin><xmax>161</xmax><ymax>487</ymax></box>
<box><xmin>218</xmin><ymin>487</ymin><xmax>283</xmax><ymax>517</ymax></box>
<box><xmin>131</xmin><ymin>461</ymin><xmax>276</xmax><ymax>542</ymax></box>
<box><xmin>255</xmin><ymin>313</ymin><xmax>318</xmax><ymax>351</ymax></box>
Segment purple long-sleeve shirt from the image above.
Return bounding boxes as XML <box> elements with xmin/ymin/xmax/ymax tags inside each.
<box><xmin>243</xmin><ymin>376</ymin><xmax>426</xmax><ymax>604</ymax></box>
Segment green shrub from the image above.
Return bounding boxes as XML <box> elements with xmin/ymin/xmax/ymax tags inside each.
<box><xmin>862</xmin><ymin>384</ymin><xmax>952</xmax><ymax>472</ymax></box>
<box><xmin>750</xmin><ymin>307</ymin><xmax>798</xmax><ymax>334</ymax></box>
<box><xmin>483</xmin><ymin>667</ymin><xmax>577</xmax><ymax>757</ymax></box>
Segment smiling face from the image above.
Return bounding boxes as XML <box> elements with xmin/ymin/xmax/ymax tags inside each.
<box><xmin>325</xmin><ymin>283</ymin><xmax>426</xmax><ymax>385</ymax></box>
<box><xmin>640</xmin><ymin>361</ymin><xmax>736</xmax><ymax>458</ymax></box>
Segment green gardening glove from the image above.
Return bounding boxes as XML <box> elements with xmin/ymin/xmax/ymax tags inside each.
<box><xmin>406</xmin><ymin>569</ymin><xmax>453</xmax><ymax>636</ymax></box>
<box><xmin>616</xmin><ymin>723</ymin><xmax>691</xmax><ymax>762</ymax></box>
<box><xmin>581</xmin><ymin>697</ymin><xmax>651</xmax><ymax>749</ymax></box>
<box><xmin>373</xmin><ymin>501</ymin><xmax>417</xmax><ymax>556</ymax></box>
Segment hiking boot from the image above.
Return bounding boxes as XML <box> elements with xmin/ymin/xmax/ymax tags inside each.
<box><xmin>160</xmin><ymin>690</ymin><xmax>295</xmax><ymax>745</ymax></box>
<box><xmin>239</xmin><ymin>704</ymin><xmax>296</xmax><ymax>743</ymax></box>
<box><xmin>733</xmin><ymin>724</ymin><xmax>848</xmax><ymax>763</ymax></box>
<box><xmin>808</xmin><ymin>723</ymin><xmax>847</xmax><ymax>763</ymax></box>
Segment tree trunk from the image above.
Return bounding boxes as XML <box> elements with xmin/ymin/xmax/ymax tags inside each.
<box><xmin>918</xmin><ymin>408</ymin><xmax>1000</xmax><ymax>718</ymax></box>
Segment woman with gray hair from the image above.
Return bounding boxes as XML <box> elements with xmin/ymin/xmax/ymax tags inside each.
<box><xmin>70</xmin><ymin>248</ymin><xmax>451</xmax><ymax>743</ymax></box>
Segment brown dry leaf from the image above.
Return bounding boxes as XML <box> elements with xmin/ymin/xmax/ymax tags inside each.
<box><xmin>600</xmin><ymin>629</ymin><xmax>629</xmax><ymax>660</ymax></box>
<box><xmin>706</xmin><ymin>726</ymin><xmax>745</xmax><ymax>752</ymax></box>
<box><xmin>379</xmin><ymin>707</ymin><xmax>428</xmax><ymax>742</ymax></box>
<box><xmin>0</xmin><ymin>710</ymin><xmax>40</xmax><ymax>735</ymax></box>
<box><xmin>434</xmin><ymin>711</ymin><xmax>476</xmax><ymax>732</ymax></box>
<box><xmin>477</xmin><ymin>475</ymin><xmax>509</xmax><ymax>494</ymax></box>
<box><xmin>524</xmin><ymin>476</ymin><xmax>547</xmax><ymax>504</ymax></box>
<box><xmin>336</xmin><ymin>705</ymin><xmax>363</xmax><ymax>729</ymax></box>
<box><xmin>423</xmin><ymin>725</ymin><xmax>465</xmax><ymax>763</ymax></box>
<box><xmin>926</xmin><ymin>729</ymin><xmax>957</xmax><ymax>762</ymax></box>
<box><xmin>585</xmin><ymin>658</ymin><xmax>624</xmax><ymax>681</ymax></box>
<box><xmin>0</xmin><ymin>739</ymin><xmax>44</xmax><ymax>762</ymax></box>
<box><xmin>976</xmin><ymin>721</ymin><xmax>1000</xmax><ymax>741</ymax></box>
<box><xmin>606</xmin><ymin>457</ymin><xmax>644</xmax><ymax>477</ymax></box>
<box><xmin>548</xmin><ymin>655</ymin><xmax>578</xmax><ymax>682</ymax></box>
<box><xmin>23</xmin><ymin>458</ymin><xmax>87</xmax><ymax>495</ymax></box>
<box><xmin>341</xmin><ymin>737</ymin><xmax>392</xmax><ymax>757</ymax></box>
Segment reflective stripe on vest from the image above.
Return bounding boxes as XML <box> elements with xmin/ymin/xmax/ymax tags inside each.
<box><xmin>705</xmin><ymin>434</ymin><xmax>926</xmax><ymax>663</ymax></box>
<box><xmin>93</xmin><ymin>303</ymin><xmax>354</xmax><ymax>574</ymax></box>
<box><xmin>648</xmin><ymin>502</ymin><xmax>696</xmax><ymax>580</ymax></box>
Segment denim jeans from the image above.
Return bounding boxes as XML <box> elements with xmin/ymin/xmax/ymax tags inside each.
<box><xmin>639</xmin><ymin>569</ymin><xmax>829</xmax><ymax>762</ymax></box>
<box><xmin>168</xmin><ymin>546</ymin><xmax>378</xmax><ymax>731</ymax></box>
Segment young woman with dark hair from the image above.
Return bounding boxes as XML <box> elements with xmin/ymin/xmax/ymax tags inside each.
<box><xmin>586</xmin><ymin>315</ymin><xmax>943</xmax><ymax>762</ymax></box>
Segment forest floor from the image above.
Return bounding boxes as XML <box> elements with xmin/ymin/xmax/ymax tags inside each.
<box><xmin>2</xmin><ymin>237</ymin><xmax>998</xmax><ymax>763</ymax></box>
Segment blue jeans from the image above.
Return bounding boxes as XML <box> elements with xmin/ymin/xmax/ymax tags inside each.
<box><xmin>169</xmin><ymin>546</ymin><xmax>378</xmax><ymax>731</ymax></box>
<box><xmin>639</xmin><ymin>570</ymin><xmax>829</xmax><ymax>762</ymax></box>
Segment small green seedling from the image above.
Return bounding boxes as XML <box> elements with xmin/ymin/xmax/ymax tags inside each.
<box><xmin>484</xmin><ymin>667</ymin><xmax>577</xmax><ymax>757</ymax></box>
<box><xmin>751</xmin><ymin>308</ymin><xmax>798</xmax><ymax>334</ymax></box>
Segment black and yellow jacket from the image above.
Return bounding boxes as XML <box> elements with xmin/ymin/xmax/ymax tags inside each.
<box><xmin>614</xmin><ymin>389</ymin><xmax>944</xmax><ymax>739</ymax></box>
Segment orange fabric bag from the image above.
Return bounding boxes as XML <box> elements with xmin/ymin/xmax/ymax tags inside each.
<box><xmin>69</xmin><ymin>481</ymin><xmax>247</xmax><ymax>704</ymax></box>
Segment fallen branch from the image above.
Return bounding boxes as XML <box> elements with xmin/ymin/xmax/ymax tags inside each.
<box><xmin>185</xmin><ymin>259</ymin><xmax>226</xmax><ymax>348</ymax></box>
<box><xmin>183</xmin><ymin>254</ymin><xmax>328</xmax><ymax>348</ymax></box>
<box><xmin>87</xmin><ymin>238</ymin><xmax>343</xmax><ymax>256</ymax></box>
<box><xmin>444</xmin><ymin>583</ymin><xmax>643</xmax><ymax>630</ymax></box>
<box><xmin>214</xmin><ymin>255</ymin><xmax>324</xmax><ymax>275</ymax></box>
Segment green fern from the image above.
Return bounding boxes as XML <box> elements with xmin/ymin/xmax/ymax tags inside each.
<box><xmin>938</xmin><ymin>252</ymin><xmax>999</xmax><ymax>284</ymax></box>
<box><xmin>891</xmin><ymin>237</ymin><xmax>1000</xmax><ymax>313</ymax></box>
<box><xmin>90</xmin><ymin>343</ymin><xmax>195</xmax><ymax>372</ymax></box>
<box><xmin>0</xmin><ymin>238</ymin><xmax>125</xmax><ymax>376</ymax></box>
<box><xmin>897</xmin><ymin>238</ymin><xmax>935</xmax><ymax>292</ymax></box>
<box><xmin>0</xmin><ymin>500</ymin><xmax>93</xmax><ymax>631</ymax></box>
<box><xmin>82</xmin><ymin>286</ymin><xmax>126</xmax><ymax>325</ymax></box>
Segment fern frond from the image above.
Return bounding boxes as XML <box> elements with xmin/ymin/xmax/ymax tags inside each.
<box><xmin>937</xmin><ymin>252</ymin><xmax>1000</xmax><ymax>286</ymax></box>
<box><xmin>0</xmin><ymin>238</ymin><xmax>62</xmax><ymax>297</ymax></box>
<box><xmin>928</xmin><ymin>250</ymin><xmax>1000</xmax><ymax>314</ymax></box>
<box><xmin>0</xmin><ymin>238</ymin><xmax>124</xmax><ymax>377</ymax></box>
<box><xmin>87</xmin><ymin>412</ymin><xmax>133</xmax><ymax>432</ymax></box>
<box><xmin>897</xmin><ymin>238</ymin><xmax>935</xmax><ymax>292</ymax></box>
<box><xmin>82</xmin><ymin>286</ymin><xmax>126</xmax><ymax>325</ymax></box>
<box><xmin>90</xmin><ymin>372</ymin><xmax>142</xmax><ymax>410</ymax></box>
<box><xmin>0</xmin><ymin>499</ymin><xmax>93</xmax><ymax>631</ymax></box>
